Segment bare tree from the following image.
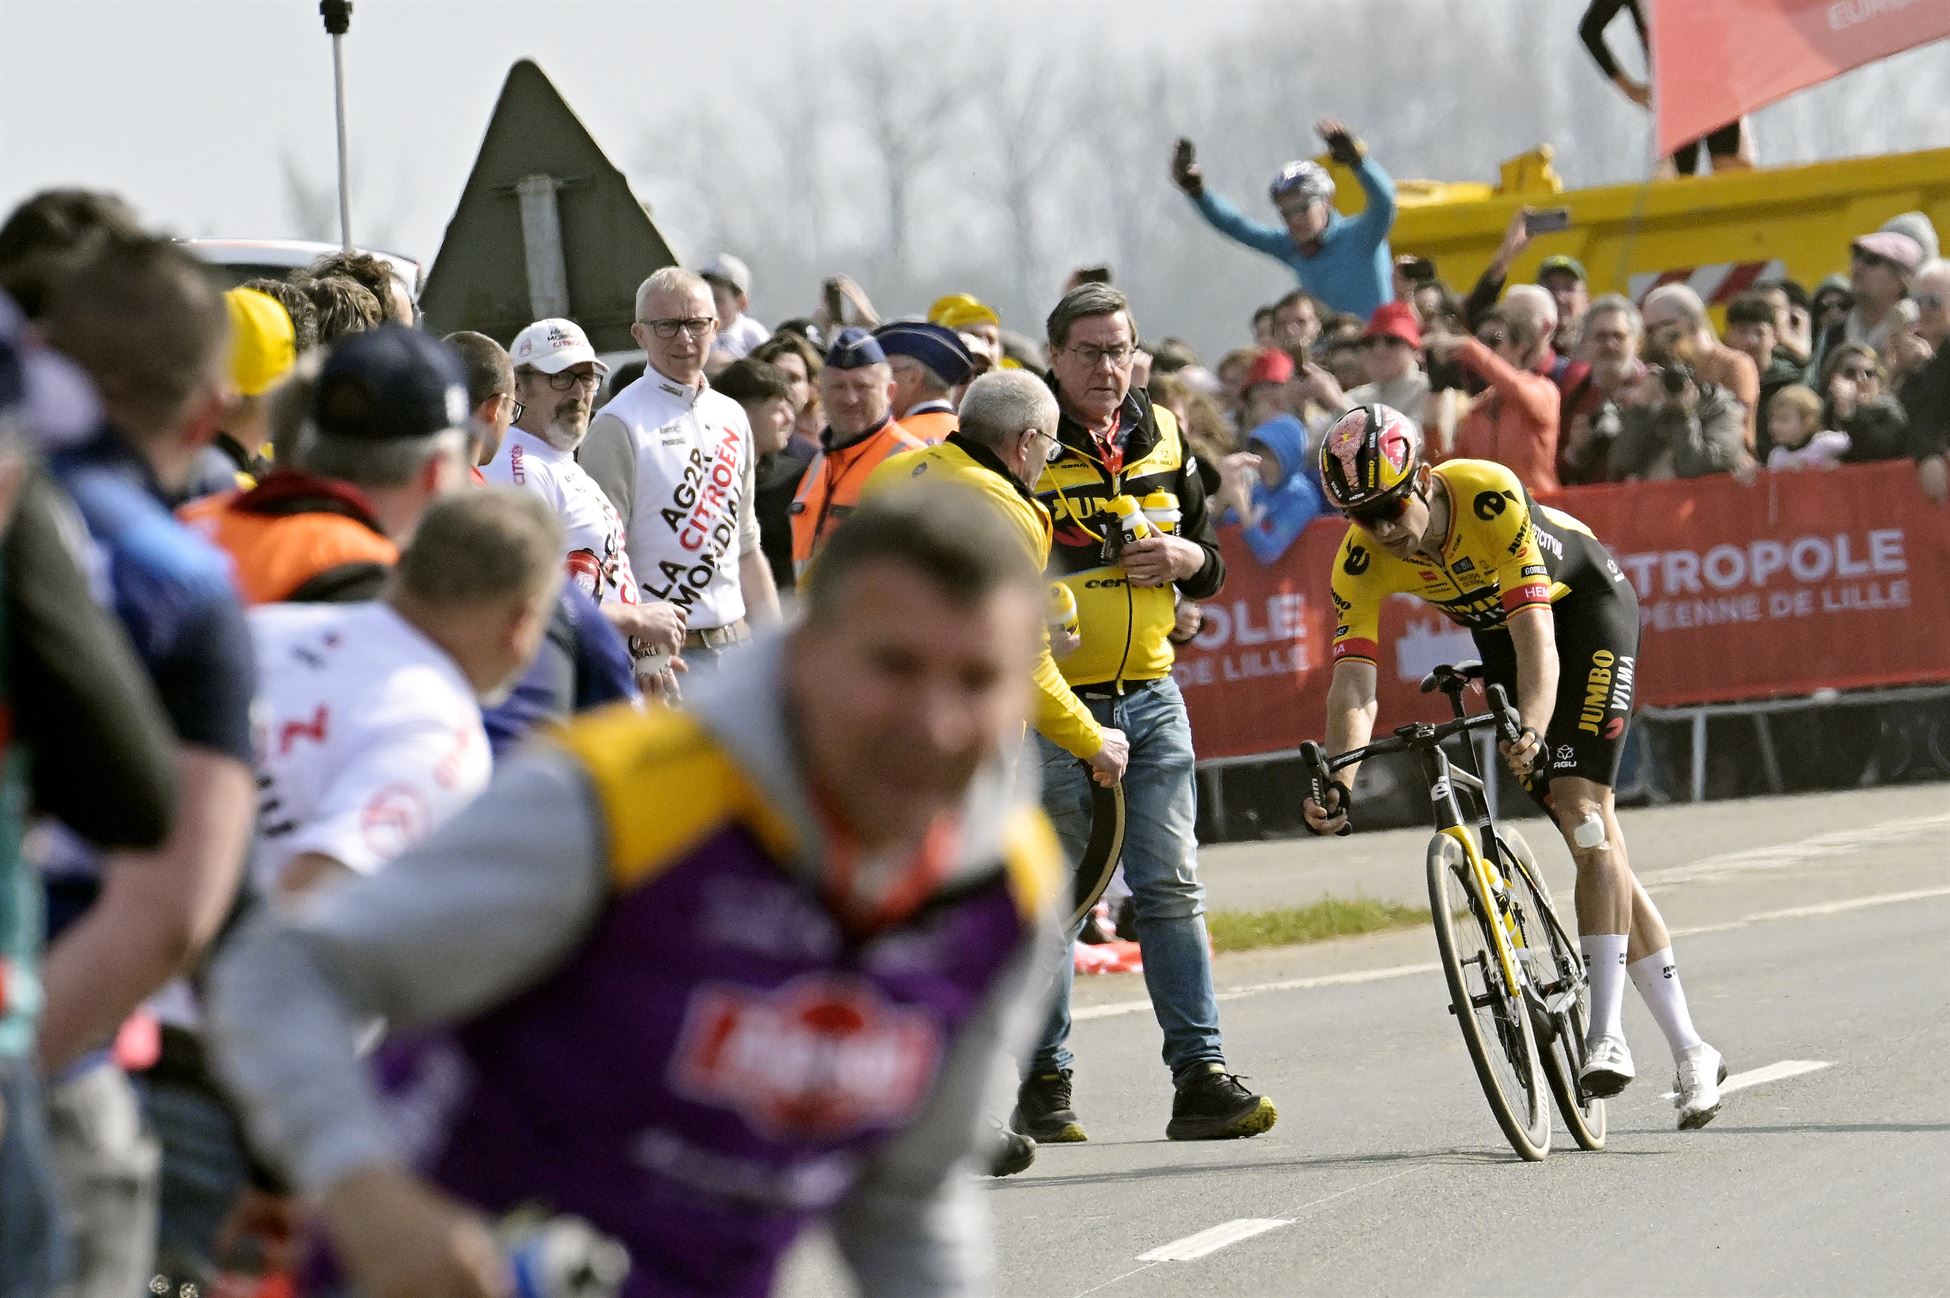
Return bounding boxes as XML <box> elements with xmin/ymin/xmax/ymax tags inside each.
<box><xmin>974</xmin><ymin>47</ymin><xmax>1072</xmax><ymax>314</ymax></box>
<box><xmin>280</xmin><ymin>153</ymin><xmax>340</xmax><ymax>243</ymax></box>
<box><xmin>845</xmin><ymin>33</ymin><xmax>969</xmax><ymax>279</ymax></box>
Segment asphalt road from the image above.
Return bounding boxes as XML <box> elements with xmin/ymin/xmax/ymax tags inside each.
<box><xmin>780</xmin><ymin>783</ymin><xmax>1950</xmax><ymax>1298</ymax></box>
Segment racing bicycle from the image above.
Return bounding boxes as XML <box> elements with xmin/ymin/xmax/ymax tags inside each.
<box><xmin>1301</xmin><ymin>662</ymin><xmax>1605</xmax><ymax>1160</ymax></box>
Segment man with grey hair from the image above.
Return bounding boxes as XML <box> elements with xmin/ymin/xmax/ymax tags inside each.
<box><xmin>864</xmin><ymin>370</ymin><xmax>1129</xmax><ymax>785</ymax></box>
<box><xmin>1017</xmin><ymin>283</ymin><xmax>1275</xmax><ymax>1144</ymax></box>
<box><xmin>1502</xmin><ymin>283</ymin><xmax>1560</xmax><ymax>371</ymax></box>
<box><xmin>1562</xmin><ymin>293</ymin><xmax>1648</xmax><ymax>483</ymax></box>
<box><xmin>582</xmin><ymin>267</ymin><xmax>780</xmax><ymax>694</ymax></box>
<box><xmin>1641</xmin><ymin>282</ymin><xmax>1760</xmax><ymax>454</ymax></box>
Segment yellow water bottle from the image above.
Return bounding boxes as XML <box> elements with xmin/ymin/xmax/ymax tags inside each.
<box><xmin>1047</xmin><ymin>582</ymin><xmax>1079</xmax><ymax>640</ymax></box>
<box><xmin>1104</xmin><ymin>495</ymin><xmax>1151</xmax><ymax>545</ymax></box>
<box><xmin>1140</xmin><ymin>490</ymin><xmax>1181</xmax><ymax>535</ymax></box>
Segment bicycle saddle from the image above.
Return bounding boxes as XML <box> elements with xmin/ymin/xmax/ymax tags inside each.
<box><xmin>1419</xmin><ymin>660</ymin><xmax>1485</xmax><ymax>694</ymax></box>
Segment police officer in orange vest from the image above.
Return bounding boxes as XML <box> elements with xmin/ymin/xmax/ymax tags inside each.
<box><xmin>875</xmin><ymin>320</ymin><xmax>975</xmax><ymax>446</ymax></box>
<box><xmin>789</xmin><ymin>328</ymin><xmax>923</xmax><ymax>574</ymax></box>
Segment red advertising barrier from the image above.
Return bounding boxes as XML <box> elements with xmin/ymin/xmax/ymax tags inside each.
<box><xmin>1173</xmin><ymin>462</ymin><xmax>1950</xmax><ymax>762</ymax></box>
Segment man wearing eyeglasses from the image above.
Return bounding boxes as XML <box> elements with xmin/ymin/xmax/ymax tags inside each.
<box><xmin>1817</xmin><ymin>228</ymin><xmax>1926</xmax><ymax>374</ymax></box>
<box><xmin>490</xmin><ymin>319</ymin><xmax>640</xmax><ymax>611</ymax></box>
<box><xmin>1015</xmin><ymin>283</ymin><xmax>1278</xmax><ymax>1146</ymax></box>
<box><xmin>581</xmin><ymin>269</ymin><xmax>782</xmax><ymax>689</ymax></box>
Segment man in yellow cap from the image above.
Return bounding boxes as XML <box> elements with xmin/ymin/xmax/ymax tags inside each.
<box><xmin>928</xmin><ymin>293</ymin><xmax>1002</xmax><ymax>358</ymax></box>
<box><xmin>184</xmin><ymin>287</ymin><xmax>296</xmax><ymax>498</ymax></box>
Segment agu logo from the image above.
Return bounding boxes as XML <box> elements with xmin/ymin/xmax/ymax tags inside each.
<box><xmin>671</xmin><ymin>974</ymin><xmax>943</xmax><ymax>1140</ymax></box>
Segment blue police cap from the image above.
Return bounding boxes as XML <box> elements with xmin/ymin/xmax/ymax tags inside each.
<box><xmin>824</xmin><ymin>327</ymin><xmax>887</xmax><ymax>371</ymax></box>
<box><xmin>872</xmin><ymin>321</ymin><xmax>974</xmax><ymax>387</ymax></box>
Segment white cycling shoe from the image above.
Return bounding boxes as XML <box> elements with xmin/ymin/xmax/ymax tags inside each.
<box><xmin>1580</xmin><ymin>1034</ymin><xmax>1635</xmax><ymax>1099</ymax></box>
<box><xmin>1674</xmin><ymin>1043</ymin><xmax>1727</xmax><ymax>1131</ymax></box>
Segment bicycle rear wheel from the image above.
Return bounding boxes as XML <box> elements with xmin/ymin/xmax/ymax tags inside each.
<box><xmin>1427</xmin><ymin>833</ymin><xmax>1551</xmax><ymax>1161</ymax></box>
<box><xmin>1497</xmin><ymin>828</ymin><xmax>1607</xmax><ymax>1152</ymax></box>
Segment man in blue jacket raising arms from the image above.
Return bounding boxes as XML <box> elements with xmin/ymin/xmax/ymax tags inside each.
<box><xmin>1172</xmin><ymin>118</ymin><xmax>1397</xmax><ymax>321</ymax></box>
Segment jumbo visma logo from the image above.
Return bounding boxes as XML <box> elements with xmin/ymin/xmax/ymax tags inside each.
<box><xmin>1343</xmin><ymin>545</ymin><xmax>1371</xmax><ymax>576</ymax></box>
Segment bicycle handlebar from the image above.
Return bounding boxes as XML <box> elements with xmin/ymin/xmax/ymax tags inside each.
<box><xmin>1300</xmin><ymin>684</ymin><xmax>1523</xmax><ymax>834</ymax></box>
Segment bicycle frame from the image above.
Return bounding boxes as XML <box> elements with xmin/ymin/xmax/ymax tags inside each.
<box><xmin>1301</xmin><ymin>683</ymin><xmax>1530</xmax><ymax>1002</ymax></box>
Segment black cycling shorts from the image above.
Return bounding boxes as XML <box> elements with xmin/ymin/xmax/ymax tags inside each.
<box><xmin>1474</xmin><ymin>574</ymin><xmax>1640</xmax><ymax>813</ymax></box>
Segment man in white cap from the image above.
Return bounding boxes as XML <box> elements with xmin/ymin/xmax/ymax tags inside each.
<box><xmin>582</xmin><ymin>269</ymin><xmax>782</xmax><ymax>686</ymax></box>
<box><xmin>701</xmin><ymin>253</ymin><xmax>770</xmax><ymax>365</ymax></box>
<box><xmin>490</xmin><ymin>317</ymin><xmax>686</xmax><ymax>678</ymax></box>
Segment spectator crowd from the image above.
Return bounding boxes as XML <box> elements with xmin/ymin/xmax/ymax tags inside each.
<box><xmin>0</xmin><ymin>94</ymin><xmax>1945</xmax><ymax>1298</ymax></box>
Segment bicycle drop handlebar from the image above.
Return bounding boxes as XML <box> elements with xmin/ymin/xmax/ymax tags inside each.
<box><xmin>1300</xmin><ymin>684</ymin><xmax>1522</xmax><ymax>835</ymax></box>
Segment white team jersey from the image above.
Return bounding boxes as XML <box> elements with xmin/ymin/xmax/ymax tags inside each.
<box><xmin>484</xmin><ymin>428</ymin><xmax>640</xmax><ymax>606</ymax></box>
<box><xmin>593</xmin><ymin>373</ymin><xmax>758</xmax><ymax>629</ymax></box>
<box><xmin>249</xmin><ymin>601</ymin><xmax>491</xmax><ymax>892</ymax></box>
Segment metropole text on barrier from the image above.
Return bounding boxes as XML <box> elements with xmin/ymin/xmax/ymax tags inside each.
<box><xmin>1173</xmin><ymin>461</ymin><xmax>1950</xmax><ymax>761</ymax></box>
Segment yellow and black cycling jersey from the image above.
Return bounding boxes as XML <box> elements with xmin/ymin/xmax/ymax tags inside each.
<box><xmin>1034</xmin><ymin>385</ymin><xmax>1224</xmax><ymax>688</ymax></box>
<box><xmin>1329</xmin><ymin>458</ymin><xmax>1622</xmax><ymax>666</ymax></box>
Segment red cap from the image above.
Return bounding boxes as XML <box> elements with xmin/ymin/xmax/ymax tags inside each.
<box><xmin>1243</xmin><ymin>348</ymin><xmax>1294</xmax><ymax>388</ymax></box>
<box><xmin>1364</xmin><ymin>301</ymin><xmax>1422</xmax><ymax>349</ymax></box>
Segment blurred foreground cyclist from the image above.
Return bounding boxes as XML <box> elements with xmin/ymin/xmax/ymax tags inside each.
<box><xmin>208</xmin><ymin>488</ymin><xmax>1060</xmax><ymax>1298</ymax></box>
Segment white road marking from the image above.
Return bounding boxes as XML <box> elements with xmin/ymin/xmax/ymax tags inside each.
<box><xmin>1075</xmin><ymin>961</ymin><xmax>1438</xmax><ymax>1022</ymax></box>
<box><xmin>1073</xmin><ymin>888</ymin><xmax>1949</xmax><ymax>1023</ymax></box>
<box><xmin>1645</xmin><ymin>813</ymin><xmax>1950</xmax><ymax>886</ymax></box>
<box><xmin>1659</xmin><ymin>1058</ymin><xmax>1833</xmax><ymax>1101</ymax></box>
<box><xmin>1742</xmin><ymin>887</ymin><xmax>1950</xmax><ymax>922</ymax></box>
<box><xmin>1135</xmin><ymin>1217</ymin><xmax>1293</xmax><ymax>1262</ymax></box>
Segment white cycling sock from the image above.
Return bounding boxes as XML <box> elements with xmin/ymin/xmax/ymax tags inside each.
<box><xmin>1628</xmin><ymin>948</ymin><xmax>1704</xmax><ymax>1057</ymax></box>
<box><xmin>1580</xmin><ymin>933</ymin><xmax>1630</xmax><ymax>1046</ymax></box>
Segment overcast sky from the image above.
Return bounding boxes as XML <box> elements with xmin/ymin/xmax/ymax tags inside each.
<box><xmin>0</xmin><ymin>0</ymin><xmax>1261</xmax><ymax>265</ymax></box>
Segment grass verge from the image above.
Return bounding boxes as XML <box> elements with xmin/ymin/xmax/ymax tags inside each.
<box><xmin>1206</xmin><ymin>895</ymin><xmax>1429</xmax><ymax>954</ymax></box>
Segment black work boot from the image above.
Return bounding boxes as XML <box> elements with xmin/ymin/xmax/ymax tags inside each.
<box><xmin>1167</xmin><ymin>1064</ymin><xmax>1278</xmax><ymax>1140</ymax></box>
<box><xmin>1012</xmin><ymin>1068</ymin><xmax>1087</xmax><ymax>1143</ymax></box>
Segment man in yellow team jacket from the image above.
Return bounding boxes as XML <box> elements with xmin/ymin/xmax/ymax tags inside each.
<box><xmin>864</xmin><ymin>371</ymin><xmax>1128</xmax><ymax>786</ymax></box>
<box><xmin>1018</xmin><ymin>284</ymin><xmax>1277</xmax><ymax>1144</ymax></box>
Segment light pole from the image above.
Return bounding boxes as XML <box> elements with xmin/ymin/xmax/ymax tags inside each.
<box><xmin>321</xmin><ymin>0</ymin><xmax>354</xmax><ymax>252</ymax></box>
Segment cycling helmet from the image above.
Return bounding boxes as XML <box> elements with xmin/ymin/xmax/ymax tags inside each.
<box><xmin>1268</xmin><ymin>160</ymin><xmax>1335</xmax><ymax>205</ymax></box>
<box><xmin>1318</xmin><ymin>404</ymin><xmax>1422</xmax><ymax>510</ymax></box>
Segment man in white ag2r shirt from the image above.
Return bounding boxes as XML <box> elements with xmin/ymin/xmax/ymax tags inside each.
<box><xmin>580</xmin><ymin>268</ymin><xmax>783</xmax><ymax>696</ymax></box>
<box><xmin>250</xmin><ymin>490</ymin><xmax>566</xmax><ymax>901</ymax></box>
<box><xmin>489</xmin><ymin>318</ymin><xmax>687</xmax><ymax>689</ymax></box>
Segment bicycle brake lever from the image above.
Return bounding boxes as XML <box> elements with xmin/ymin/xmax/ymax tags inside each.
<box><xmin>1485</xmin><ymin>684</ymin><xmax>1523</xmax><ymax>746</ymax></box>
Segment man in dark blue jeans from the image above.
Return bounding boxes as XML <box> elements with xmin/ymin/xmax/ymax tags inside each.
<box><xmin>1017</xmin><ymin>284</ymin><xmax>1277</xmax><ymax>1143</ymax></box>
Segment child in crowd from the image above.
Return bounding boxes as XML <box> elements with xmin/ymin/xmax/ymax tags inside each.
<box><xmin>1765</xmin><ymin>384</ymin><xmax>1850</xmax><ymax>470</ymax></box>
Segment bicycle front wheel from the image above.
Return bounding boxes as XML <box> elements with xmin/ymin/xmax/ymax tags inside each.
<box><xmin>1499</xmin><ymin>828</ymin><xmax>1607</xmax><ymax>1152</ymax></box>
<box><xmin>1427</xmin><ymin>833</ymin><xmax>1551</xmax><ymax>1161</ymax></box>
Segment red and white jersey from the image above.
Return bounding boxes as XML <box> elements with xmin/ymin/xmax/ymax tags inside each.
<box><xmin>248</xmin><ymin>601</ymin><xmax>491</xmax><ymax>891</ymax></box>
<box><xmin>591</xmin><ymin>372</ymin><xmax>759</xmax><ymax>629</ymax></box>
<box><xmin>484</xmin><ymin>428</ymin><xmax>640</xmax><ymax>606</ymax></box>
